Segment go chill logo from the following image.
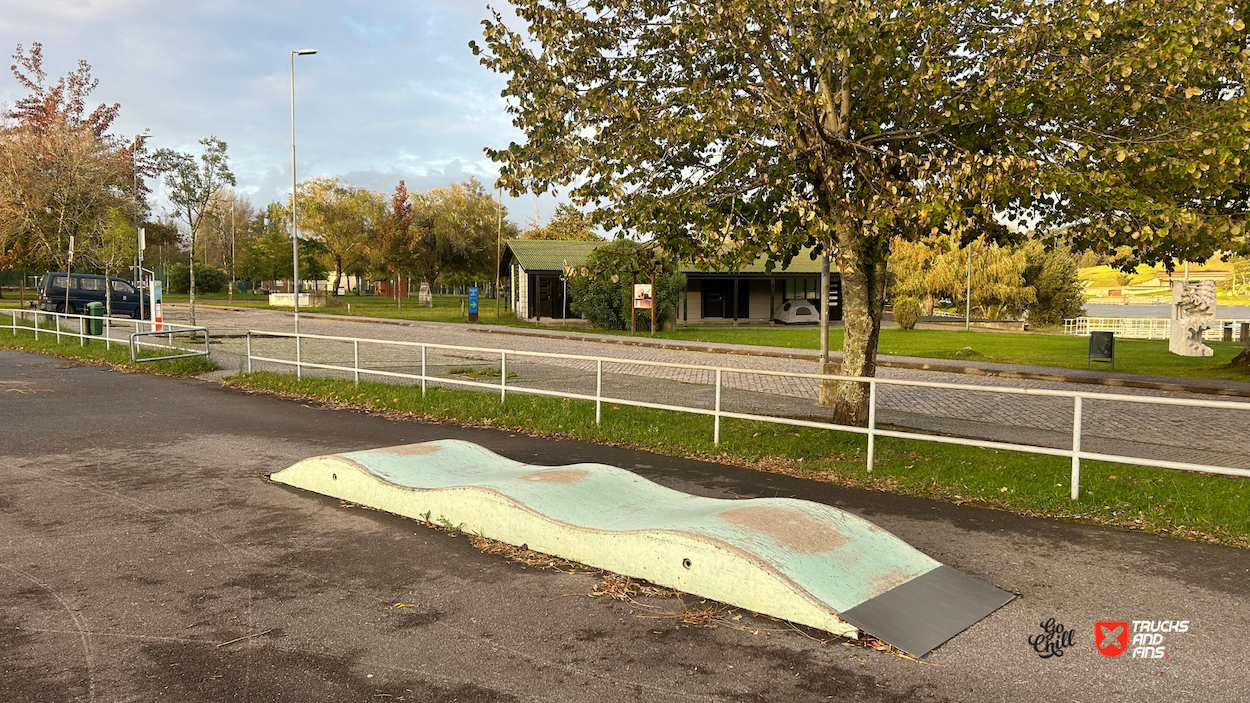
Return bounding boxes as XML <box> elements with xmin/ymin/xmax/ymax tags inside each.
<box><xmin>1096</xmin><ymin>620</ymin><xmax>1189</xmax><ymax>659</ymax></box>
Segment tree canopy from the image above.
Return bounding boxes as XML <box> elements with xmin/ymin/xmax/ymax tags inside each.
<box><xmin>0</xmin><ymin>42</ymin><xmax>142</xmax><ymax>291</ymax></box>
<box><xmin>156</xmin><ymin>136</ymin><xmax>235</xmax><ymax>323</ymax></box>
<box><xmin>474</xmin><ymin>0</ymin><xmax>1250</xmax><ymax>422</ymax></box>
<box><xmin>522</xmin><ymin>203</ymin><xmax>601</xmax><ymax>241</ymax></box>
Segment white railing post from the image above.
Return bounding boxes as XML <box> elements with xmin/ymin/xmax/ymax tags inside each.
<box><xmin>246</xmin><ymin>332</ymin><xmax>253</xmax><ymax>373</ymax></box>
<box><xmin>55</xmin><ymin>313</ymin><xmax>60</xmax><ymax>343</ymax></box>
<box><xmin>105</xmin><ymin>316</ymin><xmax>110</xmax><ymax>350</ymax></box>
<box><xmin>596</xmin><ymin>359</ymin><xmax>603</xmax><ymax>425</ymax></box>
<box><xmin>714</xmin><ymin>368</ymin><xmax>722</xmax><ymax>445</ymax></box>
<box><xmin>353</xmin><ymin>339</ymin><xmax>360</xmax><ymax>385</ymax></box>
<box><xmin>500</xmin><ymin>351</ymin><xmax>507</xmax><ymax>404</ymax></box>
<box><xmin>80</xmin><ymin>317</ymin><xmax>84</xmax><ymax>347</ymax></box>
<box><xmin>421</xmin><ymin>345</ymin><xmax>427</xmax><ymax>397</ymax></box>
<box><xmin>867</xmin><ymin>381</ymin><xmax>877</xmax><ymax>473</ymax></box>
<box><xmin>295</xmin><ymin>333</ymin><xmax>302</xmax><ymax>380</ymax></box>
<box><xmin>34</xmin><ymin>311</ymin><xmax>39</xmax><ymax>341</ymax></box>
<box><xmin>1071</xmin><ymin>395</ymin><xmax>1083</xmax><ymax>500</ymax></box>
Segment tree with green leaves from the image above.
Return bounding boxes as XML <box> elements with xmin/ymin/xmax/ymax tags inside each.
<box><xmin>90</xmin><ymin>209</ymin><xmax>136</xmax><ymax>317</ymax></box>
<box><xmin>522</xmin><ymin>203</ymin><xmax>601</xmax><ymax>241</ymax></box>
<box><xmin>414</xmin><ymin>178</ymin><xmax>515</xmax><ymax>289</ymax></box>
<box><xmin>298</xmin><ymin>177</ymin><xmax>386</xmax><ymax>295</ymax></box>
<box><xmin>156</xmin><ymin>136</ymin><xmax>235</xmax><ymax>323</ymax></box>
<box><xmin>475</xmin><ymin>0</ymin><xmax>1250</xmax><ymax>423</ymax></box>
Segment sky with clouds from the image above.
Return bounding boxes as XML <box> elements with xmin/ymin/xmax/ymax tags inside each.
<box><xmin>0</xmin><ymin>0</ymin><xmax>564</xmax><ymax>228</ymax></box>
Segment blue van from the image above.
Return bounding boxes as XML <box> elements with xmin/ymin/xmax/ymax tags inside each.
<box><xmin>37</xmin><ymin>272</ymin><xmax>148</xmax><ymax>318</ymax></box>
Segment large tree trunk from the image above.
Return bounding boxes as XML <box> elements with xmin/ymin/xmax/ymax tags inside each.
<box><xmin>823</xmin><ymin>231</ymin><xmax>888</xmax><ymax>426</ymax></box>
<box><xmin>333</xmin><ymin>256</ymin><xmax>343</xmax><ymax>296</ymax></box>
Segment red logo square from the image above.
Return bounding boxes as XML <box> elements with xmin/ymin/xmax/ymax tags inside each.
<box><xmin>1096</xmin><ymin>621</ymin><xmax>1129</xmax><ymax>658</ymax></box>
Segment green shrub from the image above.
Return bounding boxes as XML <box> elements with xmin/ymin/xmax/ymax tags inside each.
<box><xmin>568</xmin><ymin>240</ymin><xmax>685</xmax><ymax>330</ymax></box>
<box><xmin>167</xmin><ymin>263</ymin><xmax>228</xmax><ymax>294</ymax></box>
<box><xmin>893</xmin><ymin>297</ymin><xmax>922</xmax><ymax>330</ymax></box>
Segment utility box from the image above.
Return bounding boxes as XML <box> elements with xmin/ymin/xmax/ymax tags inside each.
<box><xmin>86</xmin><ymin>301</ymin><xmax>104</xmax><ymax>335</ymax></box>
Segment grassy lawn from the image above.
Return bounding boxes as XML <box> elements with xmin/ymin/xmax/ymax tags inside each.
<box><xmin>170</xmin><ymin>293</ymin><xmax>540</xmax><ymax>328</ymax></box>
<box><xmin>229</xmin><ymin>370</ymin><xmax>1250</xmax><ymax>548</ymax></box>
<box><xmin>604</xmin><ymin>326</ymin><xmax>1250</xmax><ymax>381</ymax></box>
<box><xmin>0</xmin><ymin>318</ymin><xmax>219</xmax><ymax>376</ymax></box>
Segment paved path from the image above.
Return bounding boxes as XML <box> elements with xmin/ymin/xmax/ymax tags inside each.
<box><xmin>3</xmin><ymin>350</ymin><xmax>1249</xmax><ymax>702</ymax></box>
<box><xmin>115</xmin><ymin>306</ymin><xmax>1250</xmax><ymax>469</ymax></box>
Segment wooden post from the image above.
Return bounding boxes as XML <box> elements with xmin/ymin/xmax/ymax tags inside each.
<box><xmin>650</xmin><ymin>270</ymin><xmax>657</xmax><ymax>335</ymax></box>
<box><xmin>630</xmin><ymin>272</ymin><xmax>637</xmax><ymax>334</ymax></box>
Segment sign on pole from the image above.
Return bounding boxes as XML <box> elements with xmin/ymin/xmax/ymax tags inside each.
<box><xmin>468</xmin><ymin>286</ymin><xmax>479</xmax><ymax>323</ymax></box>
<box><xmin>151</xmin><ymin>279</ymin><xmax>164</xmax><ymax>331</ymax></box>
<box><xmin>632</xmin><ymin>283</ymin><xmax>653</xmax><ymax>309</ymax></box>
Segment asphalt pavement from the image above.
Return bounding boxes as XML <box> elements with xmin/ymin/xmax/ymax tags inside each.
<box><xmin>2</xmin><ymin>349</ymin><xmax>1248</xmax><ymax>702</ymax></box>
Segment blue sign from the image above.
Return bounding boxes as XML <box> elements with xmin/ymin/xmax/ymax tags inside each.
<box><xmin>468</xmin><ymin>287</ymin><xmax>479</xmax><ymax>313</ymax></box>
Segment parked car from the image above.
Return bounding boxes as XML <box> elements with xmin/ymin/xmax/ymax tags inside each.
<box><xmin>37</xmin><ymin>272</ymin><xmax>148</xmax><ymax>318</ymax></box>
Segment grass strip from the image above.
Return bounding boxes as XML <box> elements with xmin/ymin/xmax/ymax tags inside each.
<box><xmin>0</xmin><ymin>322</ymin><xmax>219</xmax><ymax>377</ymax></box>
<box><xmin>229</xmin><ymin>370</ymin><xmax>1250</xmax><ymax>549</ymax></box>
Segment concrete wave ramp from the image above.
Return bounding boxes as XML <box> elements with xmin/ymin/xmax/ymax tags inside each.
<box><xmin>271</xmin><ymin>440</ymin><xmax>1012</xmax><ymax>656</ymax></box>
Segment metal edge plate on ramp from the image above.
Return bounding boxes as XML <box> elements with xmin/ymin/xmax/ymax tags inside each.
<box><xmin>271</xmin><ymin>439</ymin><xmax>1013</xmax><ymax>656</ymax></box>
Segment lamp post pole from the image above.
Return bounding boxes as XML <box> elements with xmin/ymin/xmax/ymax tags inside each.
<box><xmin>290</xmin><ymin>48</ymin><xmax>317</xmax><ymax>338</ymax></box>
<box><xmin>133</xmin><ymin>130</ymin><xmax>151</xmax><ymax>322</ymax></box>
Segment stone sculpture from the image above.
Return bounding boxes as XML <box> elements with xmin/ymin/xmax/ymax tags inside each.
<box><xmin>418</xmin><ymin>281</ymin><xmax>433</xmax><ymax>307</ymax></box>
<box><xmin>1169</xmin><ymin>280</ymin><xmax>1216</xmax><ymax>357</ymax></box>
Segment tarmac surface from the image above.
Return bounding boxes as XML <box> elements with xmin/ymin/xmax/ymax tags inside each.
<box><xmin>2</xmin><ymin>349</ymin><xmax>1249</xmax><ymax>702</ymax></box>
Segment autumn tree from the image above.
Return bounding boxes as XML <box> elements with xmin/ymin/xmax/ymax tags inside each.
<box><xmin>522</xmin><ymin>203</ymin><xmax>601</xmax><ymax>241</ymax></box>
<box><xmin>373</xmin><ymin>181</ymin><xmax>424</xmax><ymax>304</ymax></box>
<box><xmin>475</xmin><ymin>0</ymin><xmax>1250</xmax><ymax>423</ymax></box>
<box><xmin>0</xmin><ymin>42</ymin><xmax>141</xmax><ymax>308</ymax></box>
<box><xmin>157</xmin><ymin>137</ymin><xmax>235</xmax><ymax>323</ymax></box>
<box><xmin>298</xmin><ymin>177</ymin><xmax>385</xmax><ymax>295</ymax></box>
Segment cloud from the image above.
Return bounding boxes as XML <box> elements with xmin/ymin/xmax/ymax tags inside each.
<box><xmin>0</xmin><ymin>0</ymin><xmax>565</xmax><ymax>228</ymax></box>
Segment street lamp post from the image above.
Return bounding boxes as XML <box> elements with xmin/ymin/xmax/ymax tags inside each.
<box><xmin>290</xmin><ymin>48</ymin><xmax>317</xmax><ymax>339</ymax></box>
<box><xmin>133</xmin><ymin>129</ymin><xmax>152</xmax><ymax>322</ymax></box>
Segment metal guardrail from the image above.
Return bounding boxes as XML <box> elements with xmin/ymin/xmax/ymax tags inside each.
<box><xmin>1064</xmin><ymin>316</ymin><xmax>1250</xmax><ymax>340</ymax></box>
<box><xmin>242</xmin><ymin>330</ymin><xmax>1250</xmax><ymax>501</ymax></box>
<box><xmin>129</xmin><ymin>327</ymin><xmax>210</xmax><ymax>363</ymax></box>
<box><xmin>4</xmin><ymin>309</ymin><xmax>205</xmax><ymax>357</ymax></box>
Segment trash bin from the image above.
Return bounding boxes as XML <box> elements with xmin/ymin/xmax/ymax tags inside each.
<box><xmin>86</xmin><ymin>301</ymin><xmax>104</xmax><ymax>335</ymax></box>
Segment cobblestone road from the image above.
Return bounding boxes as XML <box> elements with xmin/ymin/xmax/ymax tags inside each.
<box><xmin>145</xmin><ymin>306</ymin><xmax>1250</xmax><ymax>469</ymax></box>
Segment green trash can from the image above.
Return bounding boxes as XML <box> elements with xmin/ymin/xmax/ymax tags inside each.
<box><xmin>86</xmin><ymin>301</ymin><xmax>104</xmax><ymax>335</ymax></box>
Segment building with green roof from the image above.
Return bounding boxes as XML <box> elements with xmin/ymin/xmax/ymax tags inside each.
<box><xmin>500</xmin><ymin>240</ymin><xmax>842</xmax><ymax>324</ymax></box>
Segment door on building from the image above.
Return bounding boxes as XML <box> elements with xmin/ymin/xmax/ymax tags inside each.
<box><xmin>534</xmin><ymin>275</ymin><xmax>570</xmax><ymax>319</ymax></box>
<box><xmin>536</xmin><ymin>276</ymin><xmax>554</xmax><ymax>317</ymax></box>
<box><xmin>703</xmin><ymin>281</ymin><xmax>726</xmax><ymax>318</ymax></box>
<box><xmin>702</xmin><ymin>279</ymin><xmax>749</xmax><ymax>319</ymax></box>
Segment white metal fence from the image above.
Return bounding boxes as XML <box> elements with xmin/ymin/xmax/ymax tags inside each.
<box><xmin>7</xmin><ymin>308</ymin><xmax>1248</xmax><ymax>501</ymax></box>
<box><xmin>4</xmin><ymin>309</ymin><xmax>208</xmax><ymax>356</ymax></box>
<box><xmin>1063</xmin><ymin>316</ymin><xmax>1250</xmax><ymax>341</ymax></box>
<box><xmin>237</xmin><ymin>329</ymin><xmax>1250</xmax><ymax>501</ymax></box>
